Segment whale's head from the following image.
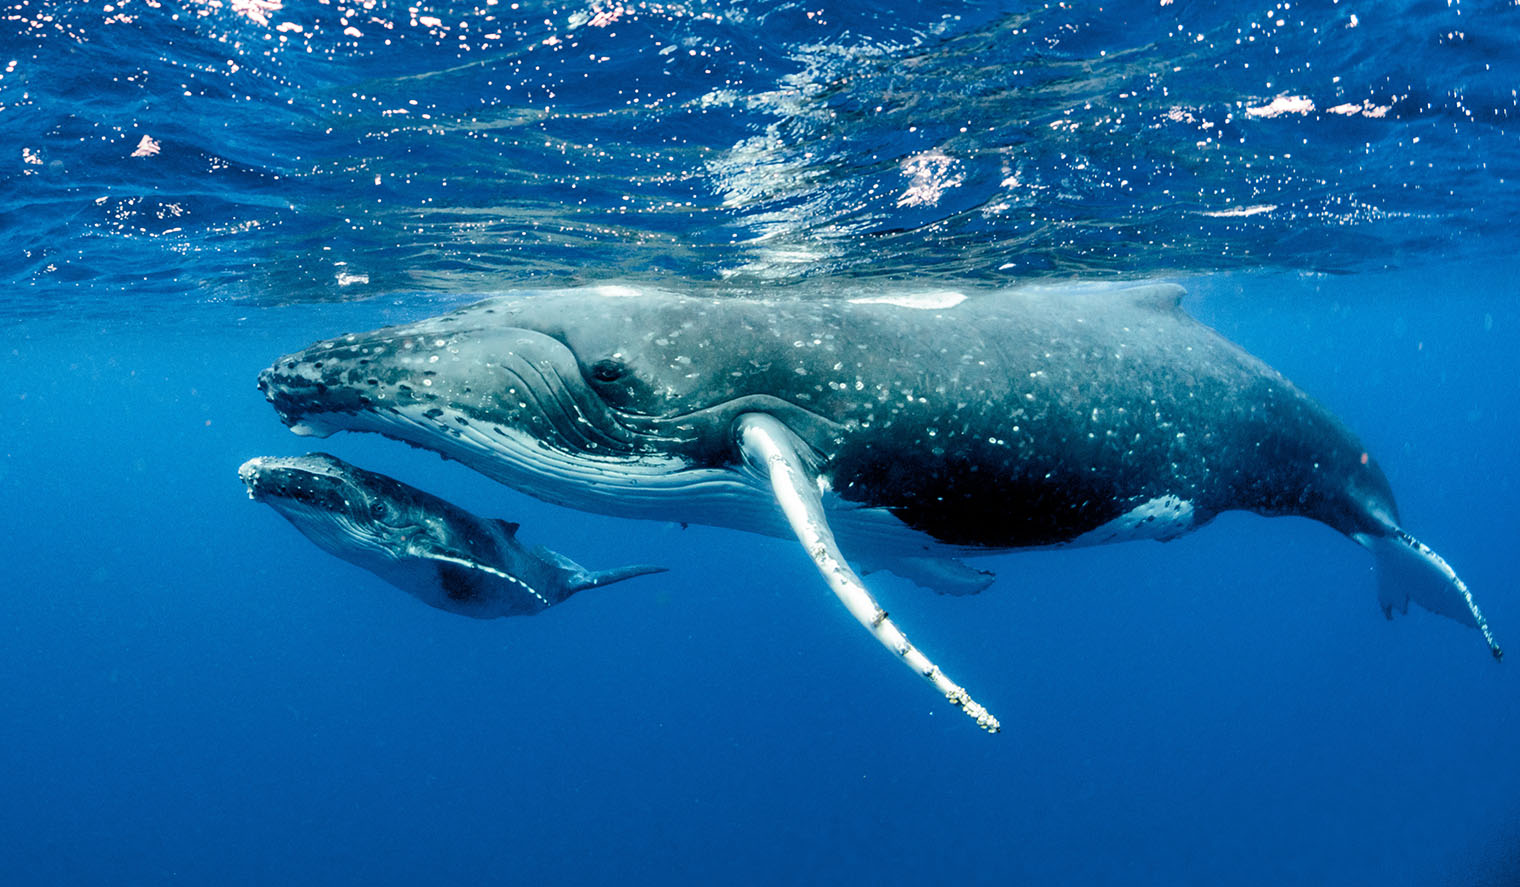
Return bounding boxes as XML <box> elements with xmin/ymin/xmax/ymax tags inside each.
<box><xmin>238</xmin><ymin>452</ymin><xmax>433</xmax><ymax>561</ymax></box>
<box><xmin>257</xmin><ymin>288</ymin><xmax>842</xmax><ymax>518</ymax></box>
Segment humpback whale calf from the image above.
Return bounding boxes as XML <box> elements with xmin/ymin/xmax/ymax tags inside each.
<box><xmin>257</xmin><ymin>283</ymin><xmax>1501</xmax><ymax>731</ymax></box>
<box><xmin>239</xmin><ymin>452</ymin><xmax>666</xmax><ymax>618</ymax></box>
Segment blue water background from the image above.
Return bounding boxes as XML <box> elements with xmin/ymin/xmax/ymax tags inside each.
<box><xmin>3</xmin><ymin>1</ymin><xmax>1519</xmax><ymax>884</ymax></box>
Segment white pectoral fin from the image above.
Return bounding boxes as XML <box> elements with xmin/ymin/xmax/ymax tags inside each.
<box><xmin>1354</xmin><ymin>530</ymin><xmax>1502</xmax><ymax>661</ymax></box>
<box><xmin>735</xmin><ymin>412</ymin><xmax>1001</xmax><ymax>732</ymax></box>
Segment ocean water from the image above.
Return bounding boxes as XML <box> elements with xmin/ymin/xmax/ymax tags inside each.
<box><xmin>3</xmin><ymin>1</ymin><xmax>1518</xmax><ymax>884</ymax></box>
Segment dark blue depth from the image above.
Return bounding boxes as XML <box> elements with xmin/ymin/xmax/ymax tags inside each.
<box><xmin>1</xmin><ymin>1</ymin><xmax>1518</xmax><ymax>884</ymax></box>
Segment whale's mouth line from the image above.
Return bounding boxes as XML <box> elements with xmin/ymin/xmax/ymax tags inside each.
<box><xmin>240</xmin><ymin>456</ymin><xmax>376</xmax><ymax>523</ymax></box>
<box><xmin>239</xmin><ymin>457</ymin><xmax>409</xmax><ymax>558</ymax></box>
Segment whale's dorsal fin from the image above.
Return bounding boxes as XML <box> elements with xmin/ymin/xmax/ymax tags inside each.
<box><xmin>492</xmin><ymin>519</ymin><xmax>521</xmax><ymax>537</ymax></box>
<box><xmin>1118</xmin><ymin>282</ymin><xmax>1186</xmax><ymax>313</ymax></box>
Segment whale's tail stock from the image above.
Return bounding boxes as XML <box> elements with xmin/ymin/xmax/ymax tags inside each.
<box><xmin>1352</xmin><ymin>528</ymin><xmax>1503</xmax><ymax>661</ymax></box>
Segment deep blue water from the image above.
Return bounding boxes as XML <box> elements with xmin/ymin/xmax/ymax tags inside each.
<box><xmin>3</xmin><ymin>2</ymin><xmax>1519</xmax><ymax>884</ymax></box>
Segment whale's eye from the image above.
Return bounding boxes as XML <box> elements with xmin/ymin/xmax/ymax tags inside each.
<box><xmin>589</xmin><ymin>358</ymin><xmax>626</xmax><ymax>383</ymax></box>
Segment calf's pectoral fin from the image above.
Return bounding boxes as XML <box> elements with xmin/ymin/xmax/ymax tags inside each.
<box><xmin>528</xmin><ymin>546</ymin><xmax>668</xmax><ymax>593</ymax></box>
<box><xmin>734</xmin><ymin>412</ymin><xmax>1001</xmax><ymax>733</ymax></box>
<box><xmin>1353</xmin><ymin>530</ymin><xmax>1502</xmax><ymax>661</ymax></box>
<box><xmin>571</xmin><ymin>563</ymin><xmax>669</xmax><ymax>592</ymax></box>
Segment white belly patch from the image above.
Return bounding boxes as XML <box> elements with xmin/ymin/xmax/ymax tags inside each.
<box><xmin>1068</xmin><ymin>495</ymin><xmax>1196</xmax><ymax>547</ymax></box>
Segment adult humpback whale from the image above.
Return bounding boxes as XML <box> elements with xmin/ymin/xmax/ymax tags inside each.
<box><xmin>258</xmin><ymin>283</ymin><xmax>1501</xmax><ymax>731</ymax></box>
<box><xmin>239</xmin><ymin>452</ymin><xmax>665</xmax><ymax>618</ymax></box>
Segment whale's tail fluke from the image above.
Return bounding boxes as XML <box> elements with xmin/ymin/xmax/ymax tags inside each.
<box><xmin>1354</xmin><ymin>529</ymin><xmax>1502</xmax><ymax>661</ymax></box>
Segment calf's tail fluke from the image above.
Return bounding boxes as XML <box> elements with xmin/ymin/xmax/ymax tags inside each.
<box><xmin>1353</xmin><ymin>529</ymin><xmax>1502</xmax><ymax>661</ymax></box>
